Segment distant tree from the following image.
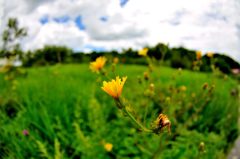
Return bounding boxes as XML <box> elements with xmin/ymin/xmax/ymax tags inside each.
<box><xmin>148</xmin><ymin>43</ymin><xmax>169</xmax><ymax>61</ymax></box>
<box><xmin>214</xmin><ymin>57</ymin><xmax>231</xmax><ymax>74</ymax></box>
<box><xmin>214</xmin><ymin>54</ymin><xmax>240</xmax><ymax>69</ymax></box>
<box><xmin>0</xmin><ymin>18</ymin><xmax>27</xmax><ymax>62</ymax></box>
<box><xmin>23</xmin><ymin>45</ymin><xmax>72</xmax><ymax>66</ymax></box>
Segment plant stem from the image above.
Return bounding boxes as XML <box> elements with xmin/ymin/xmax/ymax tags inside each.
<box><xmin>116</xmin><ymin>98</ymin><xmax>152</xmax><ymax>133</ymax></box>
<box><xmin>123</xmin><ymin>107</ymin><xmax>152</xmax><ymax>133</ymax></box>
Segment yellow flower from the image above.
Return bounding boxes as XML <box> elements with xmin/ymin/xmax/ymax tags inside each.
<box><xmin>138</xmin><ymin>48</ymin><xmax>148</xmax><ymax>56</ymax></box>
<box><xmin>113</xmin><ymin>57</ymin><xmax>119</xmax><ymax>64</ymax></box>
<box><xmin>104</xmin><ymin>143</ymin><xmax>113</xmax><ymax>152</ymax></box>
<box><xmin>206</xmin><ymin>52</ymin><xmax>214</xmax><ymax>58</ymax></box>
<box><xmin>89</xmin><ymin>56</ymin><xmax>107</xmax><ymax>73</ymax></box>
<box><xmin>180</xmin><ymin>85</ymin><xmax>187</xmax><ymax>91</ymax></box>
<box><xmin>102</xmin><ymin>76</ymin><xmax>127</xmax><ymax>99</ymax></box>
<box><xmin>196</xmin><ymin>51</ymin><xmax>202</xmax><ymax>60</ymax></box>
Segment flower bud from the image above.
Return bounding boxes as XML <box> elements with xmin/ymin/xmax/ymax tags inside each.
<box><xmin>22</xmin><ymin>129</ymin><xmax>29</xmax><ymax>136</ymax></box>
<box><xmin>144</xmin><ymin>72</ymin><xmax>149</xmax><ymax>81</ymax></box>
<box><xmin>199</xmin><ymin>142</ymin><xmax>205</xmax><ymax>153</ymax></box>
<box><xmin>202</xmin><ymin>83</ymin><xmax>208</xmax><ymax>90</ymax></box>
<box><xmin>149</xmin><ymin>83</ymin><xmax>155</xmax><ymax>91</ymax></box>
<box><xmin>152</xmin><ymin>113</ymin><xmax>171</xmax><ymax>134</ymax></box>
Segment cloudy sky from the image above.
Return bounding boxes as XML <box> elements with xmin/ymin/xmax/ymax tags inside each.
<box><xmin>1</xmin><ymin>0</ymin><xmax>240</xmax><ymax>61</ymax></box>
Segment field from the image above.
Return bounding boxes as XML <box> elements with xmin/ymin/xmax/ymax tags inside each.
<box><xmin>0</xmin><ymin>63</ymin><xmax>239</xmax><ymax>159</ymax></box>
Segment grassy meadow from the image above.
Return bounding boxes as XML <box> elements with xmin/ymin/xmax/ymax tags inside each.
<box><xmin>0</xmin><ymin>63</ymin><xmax>239</xmax><ymax>159</ymax></box>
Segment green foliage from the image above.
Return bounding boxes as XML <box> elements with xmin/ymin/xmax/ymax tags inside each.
<box><xmin>23</xmin><ymin>45</ymin><xmax>73</xmax><ymax>66</ymax></box>
<box><xmin>20</xmin><ymin>43</ymin><xmax>240</xmax><ymax>76</ymax></box>
<box><xmin>0</xmin><ymin>64</ymin><xmax>239</xmax><ymax>159</ymax></box>
<box><xmin>0</xmin><ymin>18</ymin><xmax>27</xmax><ymax>60</ymax></box>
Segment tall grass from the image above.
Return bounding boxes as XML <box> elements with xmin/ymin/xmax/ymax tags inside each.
<box><xmin>0</xmin><ymin>64</ymin><xmax>238</xmax><ymax>159</ymax></box>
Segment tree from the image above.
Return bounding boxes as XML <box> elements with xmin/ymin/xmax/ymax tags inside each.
<box><xmin>0</xmin><ymin>18</ymin><xmax>27</xmax><ymax>62</ymax></box>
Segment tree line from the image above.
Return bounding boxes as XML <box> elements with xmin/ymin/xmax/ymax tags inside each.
<box><xmin>0</xmin><ymin>18</ymin><xmax>239</xmax><ymax>74</ymax></box>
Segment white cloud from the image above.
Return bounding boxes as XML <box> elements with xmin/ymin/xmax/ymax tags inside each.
<box><xmin>1</xmin><ymin>0</ymin><xmax>240</xmax><ymax>62</ymax></box>
<box><xmin>23</xmin><ymin>21</ymin><xmax>88</xmax><ymax>51</ymax></box>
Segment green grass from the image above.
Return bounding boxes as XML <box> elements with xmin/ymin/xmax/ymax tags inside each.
<box><xmin>0</xmin><ymin>64</ymin><xmax>239</xmax><ymax>159</ymax></box>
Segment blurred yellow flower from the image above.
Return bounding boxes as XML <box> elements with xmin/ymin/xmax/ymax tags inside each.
<box><xmin>138</xmin><ymin>48</ymin><xmax>148</xmax><ymax>56</ymax></box>
<box><xmin>89</xmin><ymin>56</ymin><xmax>107</xmax><ymax>73</ymax></box>
<box><xmin>196</xmin><ymin>51</ymin><xmax>202</xmax><ymax>60</ymax></box>
<box><xmin>180</xmin><ymin>85</ymin><xmax>187</xmax><ymax>91</ymax></box>
<box><xmin>104</xmin><ymin>143</ymin><xmax>113</xmax><ymax>152</ymax></box>
<box><xmin>165</xmin><ymin>97</ymin><xmax>171</xmax><ymax>103</ymax></box>
<box><xmin>102</xmin><ymin>76</ymin><xmax>127</xmax><ymax>99</ymax></box>
<box><xmin>113</xmin><ymin>57</ymin><xmax>119</xmax><ymax>64</ymax></box>
<box><xmin>149</xmin><ymin>83</ymin><xmax>155</xmax><ymax>91</ymax></box>
<box><xmin>206</xmin><ymin>52</ymin><xmax>214</xmax><ymax>58</ymax></box>
<box><xmin>191</xmin><ymin>93</ymin><xmax>196</xmax><ymax>98</ymax></box>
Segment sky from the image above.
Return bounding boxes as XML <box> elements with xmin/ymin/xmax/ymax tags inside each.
<box><xmin>0</xmin><ymin>0</ymin><xmax>240</xmax><ymax>62</ymax></box>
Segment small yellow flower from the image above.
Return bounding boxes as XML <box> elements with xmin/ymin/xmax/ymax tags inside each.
<box><xmin>138</xmin><ymin>48</ymin><xmax>148</xmax><ymax>56</ymax></box>
<box><xmin>113</xmin><ymin>57</ymin><xmax>119</xmax><ymax>64</ymax></box>
<box><xmin>180</xmin><ymin>85</ymin><xmax>187</xmax><ymax>92</ymax></box>
<box><xmin>206</xmin><ymin>52</ymin><xmax>214</xmax><ymax>58</ymax></box>
<box><xmin>149</xmin><ymin>83</ymin><xmax>155</xmax><ymax>91</ymax></box>
<box><xmin>165</xmin><ymin>97</ymin><xmax>171</xmax><ymax>103</ymax></box>
<box><xmin>102</xmin><ymin>76</ymin><xmax>127</xmax><ymax>99</ymax></box>
<box><xmin>104</xmin><ymin>143</ymin><xmax>113</xmax><ymax>152</ymax></box>
<box><xmin>196</xmin><ymin>51</ymin><xmax>202</xmax><ymax>60</ymax></box>
<box><xmin>89</xmin><ymin>56</ymin><xmax>107</xmax><ymax>73</ymax></box>
<box><xmin>191</xmin><ymin>93</ymin><xmax>196</xmax><ymax>98</ymax></box>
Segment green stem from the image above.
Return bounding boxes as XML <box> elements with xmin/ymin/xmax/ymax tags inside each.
<box><xmin>116</xmin><ymin>99</ymin><xmax>152</xmax><ymax>133</ymax></box>
<box><xmin>123</xmin><ymin>107</ymin><xmax>152</xmax><ymax>133</ymax></box>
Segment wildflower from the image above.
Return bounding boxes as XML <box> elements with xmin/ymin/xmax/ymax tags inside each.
<box><xmin>143</xmin><ymin>71</ymin><xmax>149</xmax><ymax>80</ymax></box>
<box><xmin>152</xmin><ymin>113</ymin><xmax>171</xmax><ymax>134</ymax></box>
<box><xmin>180</xmin><ymin>85</ymin><xmax>187</xmax><ymax>92</ymax></box>
<box><xmin>137</xmin><ymin>76</ymin><xmax>142</xmax><ymax>84</ymax></box>
<box><xmin>104</xmin><ymin>143</ymin><xmax>113</xmax><ymax>152</ymax></box>
<box><xmin>22</xmin><ymin>129</ymin><xmax>29</xmax><ymax>136</ymax></box>
<box><xmin>102</xmin><ymin>76</ymin><xmax>127</xmax><ymax>99</ymax></box>
<box><xmin>149</xmin><ymin>83</ymin><xmax>155</xmax><ymax>91</ymax></box>
<box><xmin>89</xmin><ymin>56</ymin><xmax>107</xmax><ymax>73</ymax></box>
<box><xmin>206</xmin><ymin>52</ymin><xmax>214</xmax><ymax>58</ymax></box>
<box><xmin>178</xmin><ymin>67</ymin><xmax>182</xmax><ymax>75</ymax></box>
<box><xmin>138</xmin><ymin>48</ymin><xmax>148</xmax><ymax>56</ymax></box>
<box><xmin>196</xmin><ymin>51</ymin><xmax>202</xmax><ymax>60</ymax></box>
<box><xmin>202</xmin><ymin>83</ymin><xmax>208</xmax><ymax>90</ymax></box>
<box><xmin>165</xmin><ymin>97</ymin><xmax>171</xmax><ymax>103</ymax></box>
<box><xmin>199</xmin><ymin>142</ymin><xmax>205</xmax><ymax>153</ymax></box>
<box><xmin>113</xmin><ymin>57</ymin><xmax>119</xmax><ymax>64</ymax></box>
<box><xmin>191</xmin><ymin>93</ymin><xmax>196</xmax><ymax>98</ymax></box>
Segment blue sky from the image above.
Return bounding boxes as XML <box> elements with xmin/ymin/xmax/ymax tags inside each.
<box><xmin>1</xmin><ymin>0</ymin><xmax>240</xmax><ymax>61</ymax></box>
